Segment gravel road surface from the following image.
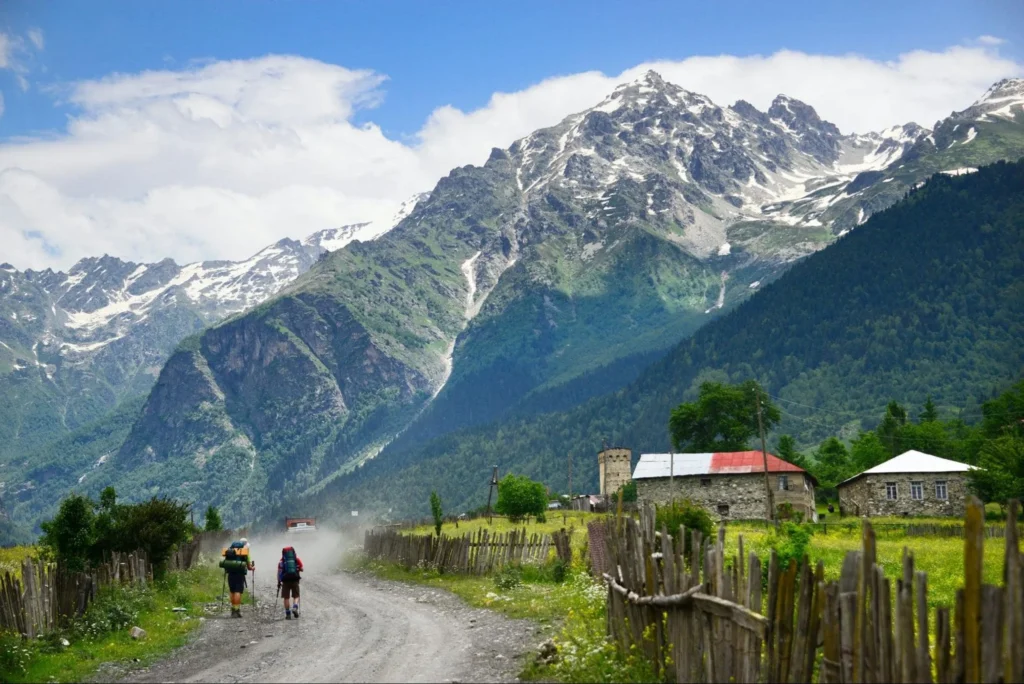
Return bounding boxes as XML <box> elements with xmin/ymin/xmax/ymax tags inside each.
<box><xmin>106</xmin><ymin>569</ymin><xmax>542</xmax><ymax>683</ymax></box>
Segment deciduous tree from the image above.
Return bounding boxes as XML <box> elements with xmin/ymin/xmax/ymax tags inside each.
<box><xmin>669</xmin><ymin>381</ymin><xmax>779</xmax><ymax>452</ymax></box>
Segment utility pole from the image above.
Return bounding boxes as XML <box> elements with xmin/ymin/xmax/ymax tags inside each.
<box><xmin>756</xmin><ymin>389</ymin><xmax>776</xmax><ymax>525</ymax></box>
<box><xmin>485</xmin><ymin>466</ymin><xmax>499</xmax><ymax>524</ymax></box>
<box><xmin>567</xmin><ymin>451</ymin><xmax>573</xmax><ymax>503</ymax></box>
<box><xmin>601</xmin><ymin>439</ymin><xmax>608</xmax><ymax>509</ymax></box>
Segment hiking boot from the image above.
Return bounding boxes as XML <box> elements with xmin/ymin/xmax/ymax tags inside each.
<box><xmin>285</xmin><ymin>611</ymin><xmax>292</xmax><ymax>620</ymax></box>
<box><xmin>292</xmin><ymin>608</ymin><xmax>299</xmax><ymax>619</ymax></box>
<box><xmin>231</xmin><ymin>608</ymin><xmax>242</xmax><ymax>618</ymax></box>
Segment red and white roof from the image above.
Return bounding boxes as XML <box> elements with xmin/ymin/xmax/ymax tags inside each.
<box><xmin>633</xmin><ymin>451</ymin><xmax>807</xmax><ymax>479</ymax></box>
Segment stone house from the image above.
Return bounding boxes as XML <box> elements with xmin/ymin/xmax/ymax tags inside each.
<box><xmin>837</xmin><ymin>450</ymin><xmax>976</xmax><ymax>518</ymax></box>
<box><xmin>632</xmin><ymin>451</ymin><xmax>817</xmax><ymax>522</ymax></box>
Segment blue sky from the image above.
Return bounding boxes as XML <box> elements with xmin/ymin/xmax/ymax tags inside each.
<box><xmin>2</xmin><ymin>0</ymin><xmax>1022</xmax><ymax>139</ymax></box>
<box><xmin>0</xmin><ymin>0</ymin><xmax>1022</xmax><ymax>270</ymax></box>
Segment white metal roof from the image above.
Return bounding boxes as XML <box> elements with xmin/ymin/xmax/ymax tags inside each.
<box><xmin>632</xmin><ymin>453</ymin><xmax>713</xmax><ymax>479</ymax></box>
<box><xmin>839</xmin><ymin>450</ymin><xmax>976</xmax><ymax>486</ymax></box>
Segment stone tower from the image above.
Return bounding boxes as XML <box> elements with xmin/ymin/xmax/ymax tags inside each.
<box><xmin>599</xmin><ymin>447</ymin><xmax>633</xmax><ymax>496</ymax></box>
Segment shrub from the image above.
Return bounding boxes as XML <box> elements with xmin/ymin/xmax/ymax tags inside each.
<box><xmin>494</xmin><ymin>565</ymin><xmax>522</xmax><ymax>590</ymax></box>
<box><xmin>71</xmin><ymin>582</ymin><xmax>153</xmax><ymax>640</ymax></box>
<box><xmin>617</xmin><ymin>481</ymin><xmax>638</xmax><ymax>503</ymax></box>
<box><xmin>0</xmin><ymin>632</ymin><xmax>34</xmax><ymax>677</ymax></box>
<box><xmin>551</xmin><ymin>557</ymin><xmax>568</xmax><ymax>584</ymax></box>
<box><xmin>655</xmin><ymin>499</ymin><xmax>713</xmax><ymax>558</ymax></box>
<box><xmin>764</xmin><ymin>522</ymin><xmax>813</xmax><ymax>584</ymax></box>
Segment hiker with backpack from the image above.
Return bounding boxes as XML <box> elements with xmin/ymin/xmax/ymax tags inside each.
<box><xmin>219</xmin><ymin>538</ymin><xmax>255</xmax><ymax>618</ymax></box>
<box><xmin>277</xmin><ymin>546</ymin><xmax>304</xmax><ymax>619</ymax></box>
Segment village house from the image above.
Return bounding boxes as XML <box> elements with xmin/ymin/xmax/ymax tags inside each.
<box><xmin>632</xmin><ymin>451</ymin><xmax>817</xmax><ymax>522</ymax></box>
<box><xmin>837</xmin><ymin>450</ymin><xmax>976</xmax><ymax>518</ymax></box>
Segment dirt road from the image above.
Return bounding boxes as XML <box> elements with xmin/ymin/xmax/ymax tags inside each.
<box><xmin>109</xmin><ymin>569</ymin><xmax>542</xmax><ymax>683</ymax></box>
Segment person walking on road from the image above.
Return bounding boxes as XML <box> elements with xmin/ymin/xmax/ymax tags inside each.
<box><xmin>220</xmin><ymin>537</ymin><xmax>255</xmax><ymax>618</ymax></box>
<box><xmin>278</xmin><ymin>546</ymin><xmax>304</xmax><ymax>619</ymax></box>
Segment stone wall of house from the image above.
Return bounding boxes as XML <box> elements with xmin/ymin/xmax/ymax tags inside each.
<box><xmin>636</xmin><ymin>472</ymin><xmax>815</xmax><ymax>522</ymax></box>
<box><xmin>838</xmin><ymin>472</ymin><xmax>969</xmax><ymax>517</ymax></box>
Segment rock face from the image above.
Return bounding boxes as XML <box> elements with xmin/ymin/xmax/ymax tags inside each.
<box><xmin>8</xmin><ymin>75</ymin><xmax>1024</xmax><ymax>529</ymax></box>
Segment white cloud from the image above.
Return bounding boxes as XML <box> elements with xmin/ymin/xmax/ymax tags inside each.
<box><xmin>0</xmin><ymin>28</ymin><xmax>43</xmax><ymax>90</ymax></box>
<box><xmin>26</xmin><ymin>29</ymin><xmax>44</xmax><ymax>51</ymax></box>
<box><xmin>978</xmin><ymin>35</ymin><xmax>1006</xmax><ymax>46</ymax></box>
<box><xmin>0</xmin><ymin>43</ymin><xmax>1021</xmax><ymax>271</ymax></box>
<box><xmin>0</xmin><ymin>32</ymin><xmax>13</xmax><ymax>69</ymax></box>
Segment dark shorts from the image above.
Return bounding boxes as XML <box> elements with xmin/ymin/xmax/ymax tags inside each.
<box><xmin>280</xmin><ymin>580</ymin><xmax>300</xmax><ymax>599</ymax></box>
<box><xmin>228</xmin><ymin>573</ymin><xmax>247</xmax><ymax>594</ymax></box>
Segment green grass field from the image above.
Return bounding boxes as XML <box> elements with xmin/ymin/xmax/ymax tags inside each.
<box><xmin>721</xmin><ymin>521</ymin><xmax>1003</xmax><ymax>612</ymax></box>
<box><xmin>0</xmin><ymin>546</ymin><xmax>38</xmax><ymax>576</ymax></box>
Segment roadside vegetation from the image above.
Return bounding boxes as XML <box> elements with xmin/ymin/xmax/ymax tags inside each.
<box><xmin>0</xmin><ymin>560</ymin><xmax>221</xmax><ymax>683</ymax></box>
<box><xmin>359</xmin><ymin>475</ymin><xmax>1008</xmax><ymax>683</ymax></box>
<box><xmin>0</xmin><ymin>491</ymin><xmax>224</xmax><ymax>683</ymax></box>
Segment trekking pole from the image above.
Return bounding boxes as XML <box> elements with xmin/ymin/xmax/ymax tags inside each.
<box><xmin>221</xmin><ymin>572</ymin><xmax>226</xmax><ymax>608</ymax></box>
<box><xmin>252</xmin><ymin>566</ymin><xmax>256</xmax><ymax>608</ymax></box>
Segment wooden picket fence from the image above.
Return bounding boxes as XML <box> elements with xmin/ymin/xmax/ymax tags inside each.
<box><xmin>902</xmin><ymin>522</ymin><xmax>1020</xmax><ymax>539</ymax></box>
<box><xmin>600</xmin><ymin>497</ymin><xmax>1023</xmax><ymax>683</ymax></box>
<box><xmin>0</xmin><ymin>538</ymin><xmax>202</xmax><ymax>638</ymax></box>
<box><xmin>363</xmin><ymin>527</ymin><xmax>555</xmax><ymax>574</ymax></box>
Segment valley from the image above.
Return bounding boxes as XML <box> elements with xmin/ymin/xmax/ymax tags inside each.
<box><xmin>2</xmin><ymin>73</ymin><xmax>1023</xmax><ymax>536</ymax></box>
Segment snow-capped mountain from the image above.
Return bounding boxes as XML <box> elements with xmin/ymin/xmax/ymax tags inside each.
<box><xmin>4</xmin><ymin>73</ymin><xmax>1023</xmax><ymax>533</ymax></box>
<box><xmin>0</xmin><ymin>192</ymin><xmax>427</xmax><ymax>460</ymax></box>
<box><xmin>502</xmin><ymin>71</ymin><xmax>944</xmax><ymax>259</ymax></box>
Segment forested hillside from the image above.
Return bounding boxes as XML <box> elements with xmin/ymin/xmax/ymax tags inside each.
<box><xmin>290</xmin><ymin>160</ymin><xmax>1024</xmax><ymax>523</ymax></box>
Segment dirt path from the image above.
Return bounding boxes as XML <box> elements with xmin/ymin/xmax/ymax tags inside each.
<box><xmin>107</xmin><ymin>570</ymin><xmax>542</xmax><ymax>683</ymax></box>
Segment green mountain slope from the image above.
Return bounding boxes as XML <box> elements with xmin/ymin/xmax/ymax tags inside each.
<box><xmin>296</xmin><ymin>159</ymin><xmax>1024</xmax><ymax>522</ymax></box>
<box><xmin>11</xmin><ymin>77</ymin><xmax>1024</xmax><ymax>530</ymax></box>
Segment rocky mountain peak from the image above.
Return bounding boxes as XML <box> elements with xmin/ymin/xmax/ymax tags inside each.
<box><xmin>979</xmin><ymin>77</ymin><xmax>1024</xmax><ymax>103</ymax></box>
<box><xmin>947</xmin><ymin>77</ymin><xmax>1024</xmax><ymax>125</ymax></box>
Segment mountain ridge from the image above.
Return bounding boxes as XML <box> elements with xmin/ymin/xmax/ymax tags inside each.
<box><xmin>292</xmin><ymin>159</ymin><xmax>1024</xmax><ymax>524</ymax></box>
<box><xmin>5</xmin><ymin>73</ymin><xmax>1023</xmax><ymax>530</ymax></box>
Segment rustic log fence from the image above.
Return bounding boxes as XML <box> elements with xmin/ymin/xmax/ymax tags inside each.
<box><xmin>363</xmin><ymin>527</ymin><xmax>558</xmax><ymax>574</ymax></box>
<box><xmin>599</xmin><ymin>497</ymin><xmax>1022</xmax><ymax>683</ymax></box>
<box><xmin>0</xmin><ymin>536</ymin><xmax>204</xmax><ymax>638</ymax></box>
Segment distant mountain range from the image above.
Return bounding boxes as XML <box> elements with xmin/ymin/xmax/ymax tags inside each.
<box><xmin>2</xmin><ymin>73</ymin><xmax>1022</xmax><ymax>533</ymax></box>
<box><xmin>0</xmin><ymin>194</ymin><xmax>427</xmax><ymax>463</ymax></box>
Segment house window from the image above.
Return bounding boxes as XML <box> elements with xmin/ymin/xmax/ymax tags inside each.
<box><xmin>935</xmin><ymin>481</ymin><xmax>948</xmax><ymax>500</ymax></box>
<box><xmin>778</xmin><ymin>475</ymin><xmax>789</xmax><ymax>491</ymax></box>
<box><xmin>700</xmin><ymin>478</ymin><xmax>712</xmax><ymax>487</ymax></box>
<box><xmin>717</xmin><ymin>504</ymin><xmax>730</xmax><ymax>516</ymax></box>
<box><xmin>911</xmin><ymin>482</ymin><xmax>923</xmax><ymax>500</ymax></box>
<box><xmin>885</xmin><ymin>482</ymin><xmax>898</xmax><ymax>500</ymax></box>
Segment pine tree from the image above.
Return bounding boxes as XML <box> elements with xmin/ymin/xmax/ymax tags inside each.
<box><xmin>776</xmin><ymin>434</ymin><xmax>808</xmax><ymax>470</ymax></box>
<box><xmin>204</xmin><ymin>505</ymin><xmax>223</xmax><ymax>532</ymax></box>
<box><xmin>429</xmin><ymin>491</ymin><xmax>443</xmax><ymax>537</ymax></box>
<box><xmin>919</xmin><ymin>397</ymin><xmax>939</xmax><ymax>423</ymax></box>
